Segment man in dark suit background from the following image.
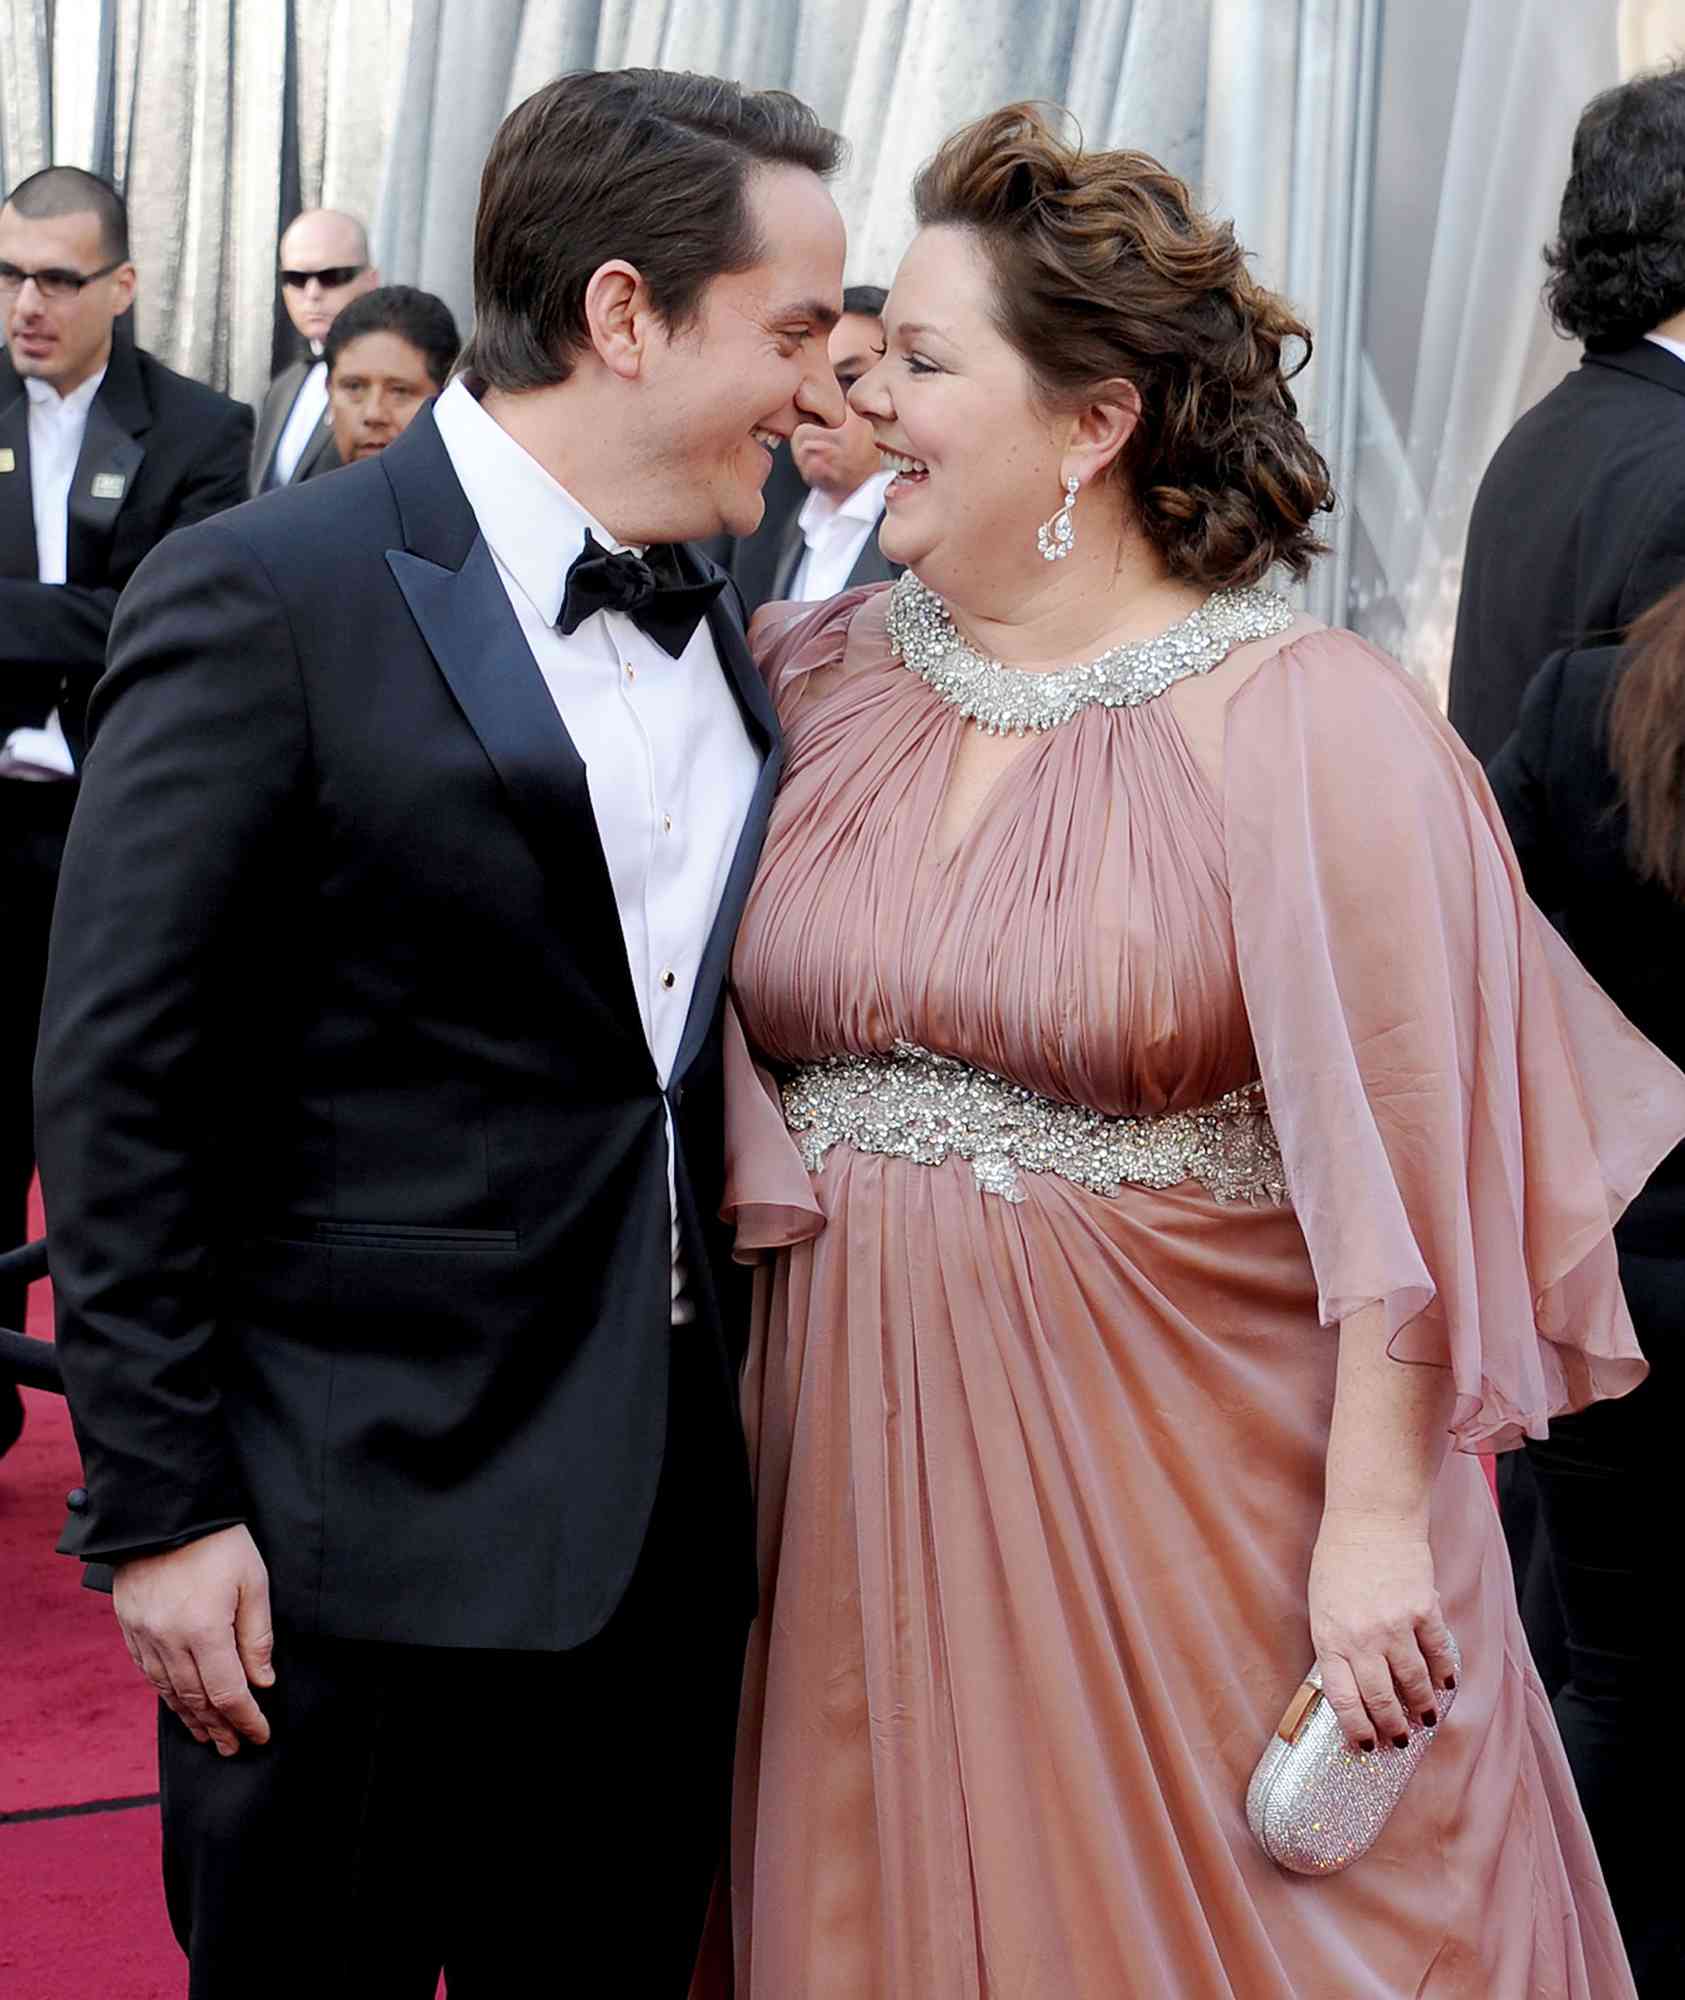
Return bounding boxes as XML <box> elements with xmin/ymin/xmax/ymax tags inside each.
<box><xmin>248</xmin><ymin>208</ymin><xmax>377</xmax><ymax>494</ymax></box>
<box><xmin>37</xmin><ymin>69</ymin><xmax>845</xmax><ymax>1994</ymax></box>
<box><xmin>715</xmin><ymin>284</ymin><xmax>902</xmax><ymax>612</ymax></box>
<box><xmin>1448</xmin><ymin>61</ymin><xmax>1685</xmax><ymax>762</ymax></box>
<box><xmin>323</xmin><ymin>284</ymin><xmax>459</xmax><ymax>466</ymax></box>
<box><xmin>0</xmin><ymin>166</ymin><xmax>249</xmax><ymax>1459</ymax></box>
<box><xmin>1447</xmin><ymin>58</ymin><xmax>1685</xmax><ymax>1770</ymax></box>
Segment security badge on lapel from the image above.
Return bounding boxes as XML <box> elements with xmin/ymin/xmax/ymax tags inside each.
<box><xmin>91</xmin><ymin>472</ymin><xmax>126</xmax><ymax>501</ymax></box>
<box><xmin>0</xmin><ymin>449</ymin><xmax>14</xmax><ymax>473</ymax></box>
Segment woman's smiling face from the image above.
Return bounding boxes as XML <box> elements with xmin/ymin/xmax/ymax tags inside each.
<box><xmin>848</xmin><ymin>226</ymin><xmax>1071</xmax><ymax>609</ymax></box>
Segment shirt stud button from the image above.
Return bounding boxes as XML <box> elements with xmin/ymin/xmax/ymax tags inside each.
<box><xmin>662</xmin><ymin>813</ymin><xmax>673</xmax><ymax>834</ymax></box>
<box><xmin>623</xmin><ymin>662</ymin><xmax>636</xmax><ymax>682</ymax></box>
<box><xmin>660</xmin><ymin>969</ymin><xmax>676</xmax><ymax>990</ymax></box>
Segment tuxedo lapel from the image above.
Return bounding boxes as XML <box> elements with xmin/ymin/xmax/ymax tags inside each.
<box><xmin>66</xmin><ymin>402</ymin><xmax>147</xmax><ymax>584</ymax></box>
<box><xmin>846</xmin><ymin>514</ymin><xmax>899</xmax><ymax>590</ymax></box>
<box><xmin>252</xmin><ymin>358</ymin><xmax>307</xmax><ymax>486</ymax></box>
<box><xmin>672</xmin><ymin>576</ymin><xmax>782</xmax><ymax>1089</ymax></box>
<box><xmin>59</xmin><ymin>335</ymin><xmax>151</xmax><ymax>585</ymax></box>
<box><xmin>770</xmin><ymin>513</ymin><xmax>805</xmax><ymax>601</ymax></box>
<box><xmin>0</xmin><ymin>379</ymin><xmax>35</xmax><ymax>580</ymax></box>
<box><xmin>381</xmin><ymin>414</ymin><xmax>649</xmax><ymax>1051</ymax></box>
<box><xmin>292</xmin><ymin>408</ymin><xmax>338</xmax><ymax>482</ymax></box>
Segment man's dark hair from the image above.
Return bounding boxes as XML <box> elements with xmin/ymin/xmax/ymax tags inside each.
<box><xmin>842</xmin><ymin>284</ymin><xmax>888</xmax><ymax>319</ymax></box>
<box><xmin>462</xmin><ymin>68</ymin><xmax>845</xmax><ymax>392</ymax></box>
<box><xmin>1544</xmin><ymin>61</ymin><xmax>1685</xmax><ymax>344</ymax></box>
<box><xmin>325</xmin><ymin>284</ymin><xmax>461</xmax><ymax>389</ymax></box>
<box><xmin>4</xmin><ymin>164</ymin><xmax>129</xmax><ymax>262</ymax></box>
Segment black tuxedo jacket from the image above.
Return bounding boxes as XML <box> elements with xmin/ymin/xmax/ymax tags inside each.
<box><xmin>37</xmin><ymin>407</ymin><xmax>776</xmax><ymax>1650</ymax></box>
<box><xmin>0</xmin><ymin>336</ymin><xmax>251</xmax><ymax>765</ymax></box>
<box><xmin>249</xmin><ymin>355</ymin><xmax>341</xmax><ymax>495</ymax></box>
<box><xmin>1448</xmin><ymin>340</ymin><xmax>1685</xmax><ymax>761</ymax></box>
<box><xmin>1486</xmin><ymin>646</ymin><xmax>1685</xmax><ymax>1280</ymax></box>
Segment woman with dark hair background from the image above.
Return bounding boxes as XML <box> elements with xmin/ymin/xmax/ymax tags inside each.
<box><xmin>700</xmin><ymin>102</ymin><xmax>1685</xmax><ymax>1997</ymax></box>
<box><xmin>1486</xmin><ymin>597</ymin><xmax>1685</xmax><ymax>1994</ymax></box>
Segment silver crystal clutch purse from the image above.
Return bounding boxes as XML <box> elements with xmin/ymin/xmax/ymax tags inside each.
<box><xmin>1245</xmin><ymin>1634</ymin><xmax>1461</xmax><ymax>1874</ymax></box>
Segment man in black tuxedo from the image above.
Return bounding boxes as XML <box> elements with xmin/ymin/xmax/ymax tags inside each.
<box><xmin>716</xmin><ymin>283</ymin><xmax>902</xmax><ymax>612</ymax></box>
<box><xmin>248</xmin><ymin>208</ymin><xmax>378</xmax><ymax>495</ymax></box>
<box><xmin>0</xmin><ymin>167</ymin><xmax>249</xmax><ymax>1460</ymax></box>
<box><xmin>1448</xmin><ymin>61</ymin><xmax>1685</xmax><ymax>762</ymax></box>
<box><xmin>37</xmin><ymin>69</ymin><xmax>845</xmax><ymax>1995</ymax></box>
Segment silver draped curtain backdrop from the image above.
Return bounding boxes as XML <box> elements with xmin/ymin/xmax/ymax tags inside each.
<box><xmin>0</xmin><ymin>0</ymin><xmax>411</xmax><ymax>438</ymax></box>
<box><xmin>1</xmin><ymin>0</ymin><xmax>1678</xmax><ymax>683</ymax></box>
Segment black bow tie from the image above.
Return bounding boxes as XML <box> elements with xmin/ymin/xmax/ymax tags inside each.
<box><xmin>557</xmin><ymin>532</ymin><xmax>725</xmax><ymax>659</ymax></box>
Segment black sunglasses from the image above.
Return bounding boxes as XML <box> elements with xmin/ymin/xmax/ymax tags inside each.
<box><xmin>280</xmin><ymin>264</ymin><xmax>366</xmax><ymax>290</ymax></box>
<box><xmin>0</xmin><ymin>257</ymin><xmax>126</xmax><ymax>301</ymax></box>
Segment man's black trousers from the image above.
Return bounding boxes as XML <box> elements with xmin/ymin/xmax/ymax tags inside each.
<box><xmin>159</xmin><ymin>1320</ymin><xmax>751</xmax><ymax>1998</ymax></box>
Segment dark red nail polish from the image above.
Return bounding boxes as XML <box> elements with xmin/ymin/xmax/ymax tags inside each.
<box><xmin>1392</xmin><ymin>1734</ymin><xmax>1410</xmax><ymax>1749</ymax></box>
<box><xmin>1358</xmin><ymin>1738</ymin><xmax>1375</xmax><ymax>1753</ymax></box>
<box><xmin>1421</xmin><ymin>1710</ymin><xmax>1438</xmax><ymax>1728</ymax></box>
<box><xmin>1442</xmin><ymin>1675</ymin><xmax>1457</xmax><ymax>1692</ymax></box>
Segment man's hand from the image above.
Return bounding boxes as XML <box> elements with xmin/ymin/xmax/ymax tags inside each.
<box><xmin>112</xmin><ymin>1525</ymin><xmax>275</xmax><ymax>1756</ymax></box>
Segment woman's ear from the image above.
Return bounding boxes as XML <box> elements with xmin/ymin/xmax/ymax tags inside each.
<box><xmin>1062</xmin><ymin>377</ymin><xmax>1141</xmax><ymax>488</ymax></box>
<box><xmin>582</xmin><ymin>260</ymin><xmax>649</xmax><ymax>381</ymax></box>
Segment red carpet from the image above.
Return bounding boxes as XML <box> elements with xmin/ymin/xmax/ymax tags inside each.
<box><xmin>2</xmin><ymin>1182</ymin><xmax>177</xmax><ymax>1994</ymax></box>
<box><xmin>3</xmin><ymin>1183</ymin><xmax>445</xmax><ymax>1998</ymax></box>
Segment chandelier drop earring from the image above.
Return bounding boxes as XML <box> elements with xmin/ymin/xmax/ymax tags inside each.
<box><xmin>1037</xmin><ymin>474</ymin><xmax>1081</xmax><ymax>561</ymax></box>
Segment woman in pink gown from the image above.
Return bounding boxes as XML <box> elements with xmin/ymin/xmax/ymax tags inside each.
<box><xmin>704</xmin><ymin>106</ymin><xmax>1685</xmax><ymax>1998</ymax></box>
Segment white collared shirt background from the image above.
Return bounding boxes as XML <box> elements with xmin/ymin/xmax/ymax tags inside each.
<box><xmin>432</xmin><ymin>376</ymin><xmax>760</xmax><ymax>1325</ymax></box>
<box><xmin>789</xmin><ymin>467</ymin><xmax>894</xmax><ymax>601</ymax></box>
<box><xmin>0</xmin><ymin>363</ymin><xmax>107</xmax><ymax>784</ymax></box>
<box><xmin>1645</xmin><ymin>329</ymin><xmax>1685</xmax><ymax>369</ymax></box>
<box><xmin>273</xmin><ymin>355</ymin><xmax>329</xmax><ymax>483</ymax></box>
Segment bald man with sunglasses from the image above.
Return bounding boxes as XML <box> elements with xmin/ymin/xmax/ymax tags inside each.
<box><xmin>249</xmin><ymin>210</ymin><xmax>379</xmax><ymax>495</ymax></box>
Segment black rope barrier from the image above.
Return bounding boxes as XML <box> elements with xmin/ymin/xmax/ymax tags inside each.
<box><xmin>0</xmin><ymin>1239</ymin><xmax>49</xmax><ymax>1283</ymax></box>
<box><xmin>0</xmin><ymin>1239</ymin><xmax>62</xmax><ymax>1394</ymax></box>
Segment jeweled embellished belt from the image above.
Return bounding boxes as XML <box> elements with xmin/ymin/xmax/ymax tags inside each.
<box><xmin>780</xmin><ymin>1042</ymin><xmax>1290</xmax><ymax>1206</ymax></box>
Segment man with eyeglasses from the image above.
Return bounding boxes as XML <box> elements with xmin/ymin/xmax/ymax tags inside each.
<box><xmin>0</xmin><ymin>165</ymin><xmax>250</xmax><ymax>1460</ymax></box>
<box><xmin>250</xmin><ymin>209</ymin><xmax>379</xmax><ymax>495</ymax></box>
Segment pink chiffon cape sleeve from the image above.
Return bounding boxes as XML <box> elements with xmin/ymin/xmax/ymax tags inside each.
<box><xmin>1225</xmin><ymin>630</ymin><xmax>1685</xmax><ymax>1451</ymax></box>
<box><xmin>719</xmin><ymin>589</ymin><xmax>889</xmax><ymax>1257</ymax></box>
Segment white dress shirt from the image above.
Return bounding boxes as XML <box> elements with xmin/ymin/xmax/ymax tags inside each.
<box><xmin>273</xmin><ymin>355</ymin><xmax>328</xmax><ymax>484</ymax></box>
<box><xmin>789</xmin><ymin>468</ymin><xmax>894</xmax><ymax>601</ymax></box>
<box><xmin>0</xmin><ymin>364</ymin><xmax>106</xmax><ymax>784</ymax></box>
<box><xmin>432</xmin><ymin>376</ymin><xmax>759</xmax><ymax>1323</ymax></box>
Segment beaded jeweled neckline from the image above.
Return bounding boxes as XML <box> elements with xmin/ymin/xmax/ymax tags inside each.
<box><xmin>885</xmin><ymin>573</ymin><xmax>1294</xmax><ymax>735</ymax></box>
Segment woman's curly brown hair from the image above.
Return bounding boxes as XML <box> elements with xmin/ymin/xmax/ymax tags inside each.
<box><xmin>912</xmin><ymin>104</ymin><xmax>1334</xmax><ymax>589</ymax></box>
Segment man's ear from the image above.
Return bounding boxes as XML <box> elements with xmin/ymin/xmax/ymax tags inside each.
<box><xmin>111</xmin><ymin>263</ymin><xmax>138</xmax><ymax>317</ymax></box>
<box><xmin>583</xmin><ymin>260</ymin><xmax>651</xmax><ymax>382</ymax></box>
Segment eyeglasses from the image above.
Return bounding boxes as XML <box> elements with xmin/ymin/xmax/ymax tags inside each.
<box><xmin>0</xmin><ymin>258</ymin><xmax>125</xmax><ymax>301</ymax></box>
<box><xmin>280</xmin><ymin>264</ymin><xmax>366</xmax><ymax>290</ymax></box>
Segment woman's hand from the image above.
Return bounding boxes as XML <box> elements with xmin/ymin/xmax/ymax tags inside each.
<box><xmin>1307</xmin><ymin>1510</ymin><xmax>1458</xmax><ymax>1751</ymax></box>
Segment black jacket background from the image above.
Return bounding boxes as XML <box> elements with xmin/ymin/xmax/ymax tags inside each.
<box><xmin>0</xmin><ymin>328</ymin><xmax>252</xmax><ymax>762</ymax></box>
<box><xmin>1448</xmin><ymin>340</ymin><xmax>1685</xmax><ymax>762</ymax></box>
